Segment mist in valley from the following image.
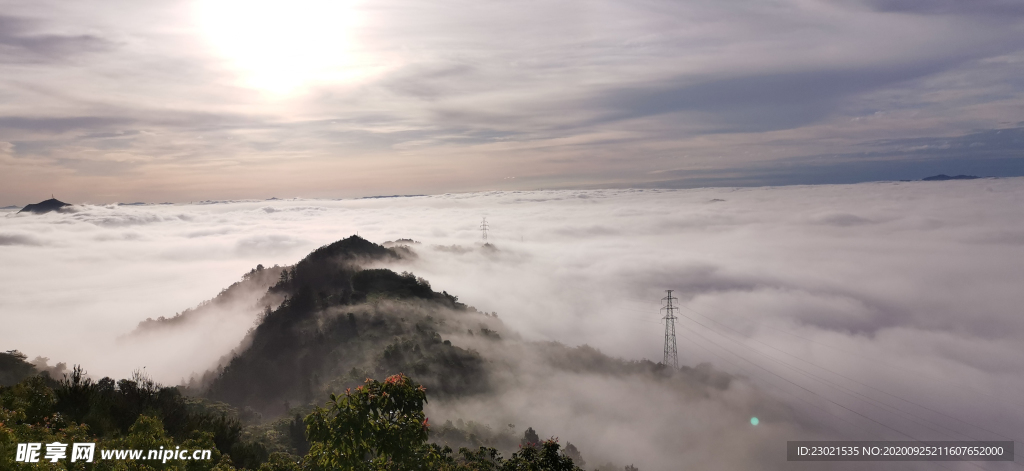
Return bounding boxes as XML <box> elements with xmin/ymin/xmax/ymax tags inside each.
<box><xmin>2</xmin><ymin>179</ymin><xmax>1024</xmax><ymax>469</ymax></box>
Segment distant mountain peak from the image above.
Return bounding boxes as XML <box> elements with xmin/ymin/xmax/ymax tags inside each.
<box><xmin>922</xmin><ymin>174</ymin><xmax>980</xmax><ymax>181</ymax></box>
<box><xmin>18</xmin><ymin>198</ymin><xmax>70</xmax><ymax>214</ymax></box>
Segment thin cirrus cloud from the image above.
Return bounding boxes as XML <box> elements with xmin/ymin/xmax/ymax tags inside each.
<box><xmin>0</xmin><ymin>0</ymin><xmax>1023</xmax><ymax>203</ymax></box>
<box><xmin>849</xmin><ymin>0</ymin><xmax>1024</xmax><ymax>16</ymax></box>
<box><xmin>0</xmin><ymin>14</ymin><xmax>110</xmax><ymax>63</ymax></box>
<box><xmin>634</xmin><ymin>127</ymin><xmax>1024</xmax><ymax>188</ymax></box>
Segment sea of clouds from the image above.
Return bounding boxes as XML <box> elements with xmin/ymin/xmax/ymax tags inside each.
<box><xmin>2</xmin><ymin>179</ymin><xmax>1023</xmax><ymax>469</ymax></box>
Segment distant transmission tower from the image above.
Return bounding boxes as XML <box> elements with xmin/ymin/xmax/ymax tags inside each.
<box><xmin>480</xmin><ymin>217</ymin><xmax>489</xmax><ymax>242</ymax></box>
<box><xmin>662</xmin><ymin>290</ymin><xmax>679</xmax><ymax>368</ymax></box>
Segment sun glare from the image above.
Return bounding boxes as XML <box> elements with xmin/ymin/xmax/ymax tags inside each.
<box><xmin>194</xmin><ymin>0</ymin><xmax>361</xmax><ymax>93</ymax></box>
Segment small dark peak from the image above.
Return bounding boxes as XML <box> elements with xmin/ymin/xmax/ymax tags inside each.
<box><xmin>709</xmin><ymin>198</ymin><xmax>726</xmax><ymax>203</ymax></box>
<box><xmin>922</xmin><ymin>174</ymin><xmax>980</xmax><ymax>181</ymax></box>
<box><xmin>18</xmin><ymin>198</ymin><xmax>70</xmax><ymax>215</ymax></box>
<box><xmin>351</xmin><ymin>269</ymin><xmax>434</xmax><ymax>300</ymax></box>
<box><xmin>305</xmin><ymin>234</ymin><xmax>397</xmax><ymax>263</ymax></box>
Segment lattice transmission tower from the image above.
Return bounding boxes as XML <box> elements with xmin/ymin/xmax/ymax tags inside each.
<box><xmin>480</xmin><ymin>217</ymin><xmax>490</xmax><ymax>242</ymax></box>
<box><xmin>662</xmin><ymin>289</ymin><xmax>679</xmax><ymax>368</ymax></box>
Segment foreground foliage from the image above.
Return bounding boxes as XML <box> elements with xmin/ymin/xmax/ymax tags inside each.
<box><xmin>304</xmin><ymin>374</ymin><xmax>583</xmax><ymax>471</ymax></box>
<box><xmin>1</xmin><ymin>365</ymin><xmax>587</xmax><ymax>471</ymax></box>
<box><xmin>0</xmin><ymin>357</ymin><xmax>270</xmax><ymax>470</ymax></box>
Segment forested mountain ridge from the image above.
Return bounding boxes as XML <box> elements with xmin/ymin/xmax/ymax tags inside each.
<box><xmin>2</xmin><ymin>235</ymin><xmax>745</xmax><ymax>470</ymax></box>
<box><xmin>204</xmin><ymin>235</ymin><xmax>496</xmax><ymax>417</ymax></box>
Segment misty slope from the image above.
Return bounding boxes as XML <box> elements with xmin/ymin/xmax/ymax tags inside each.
<box><xmin>133</xmin><ymin>264</ymin><xmax>286</xmax><ymax>334</ymax></box>
<box><xmin>193</xmin><ymin>236</ymin><xmax>757</xmax><ymax>467</ymax></box>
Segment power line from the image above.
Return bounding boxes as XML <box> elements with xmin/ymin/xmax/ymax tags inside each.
<box><xmin>673</xmin><ymin>322</ymin><xmax>973</xmax><ymax>471</ymax></box>
<box><xmin>638</xmin><ymin>296</ymin><xmax>940</xmax><ymax>438</ymax></box>
<box><xmin>675</xmin><ymin>311</ymin><xmax>1009</xmax><ymax>471</ymax></box>
<box><xmin>668</xmin><ymin>298</ymin><xmax>1012</xmax><ymax>468</ymax></box>
<box><xmin>631</xmin><ymin>293</ymin><xmax>1016</xmax><ymax>469</ymax></box>
<box><xmin>678</xmin><ymin>307</ymin><xmax>979</xmax><ymax>441</ymax></box>
<box><xmin>759</xmin><ymin>322</ymin><xmax>1024</xmax><ymax>415</ymax></box>
<box><xmin>624</xmin><ymin>293</ymin><xmax>1024</xmax><ymax>417</ymax></box>
<box><xmin>675</xmin><ymin>303</ymin><xmax>1024</xmax><ymax>447</ymax></box>
<box><xmin>674</xmin><ymin>326</ymin><xmax>869</xmax><ymax>441</ymax></box>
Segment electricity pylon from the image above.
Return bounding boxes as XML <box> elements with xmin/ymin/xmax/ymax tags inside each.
<box><xmin>662</xmin><ymin>289</ymin><xmax>679</xmax><ymax>368</ymax></box>
<box><xmin>480</xmin><ymin>217</ymin><xmax>489</xmax><ymax>242</ymax></box>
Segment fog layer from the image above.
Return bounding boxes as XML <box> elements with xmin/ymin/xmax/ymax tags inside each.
<box><xmin>1</xmin><ymin>179</ymin><xmax>1023</xmax><ymax>469</ymax></box>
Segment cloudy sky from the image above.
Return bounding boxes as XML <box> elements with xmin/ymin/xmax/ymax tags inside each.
<box><xmin>1</xmin><ymin>0</ymin><xmax>1023</xmax><ymax>205</ymax></box>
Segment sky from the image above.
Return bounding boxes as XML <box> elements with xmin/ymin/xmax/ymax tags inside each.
<box><xmin>2</xmin><ymin>179</ymin><xmax>1023</xmax><ymax>468</ymax></box>
<box><xmin>1</xmin><ymin>0</ymin><xmax>1024</xmax><ymax>205</ymax></box>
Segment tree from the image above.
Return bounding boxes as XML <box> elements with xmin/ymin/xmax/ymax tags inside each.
<box><xmin>502</xmin><ymin>440</ymin><xmax>582</xmax><ymax>471</ymax></box>
<box><xmin>0</xmin><ymin>350</ymin><xmax>37</xmax><ymax>387</ymax></box>
<box><xmin>259</xmin><ymin>452</ymin><xmax>302</xmax><ymax>471</ymax></box>
<box><xmin>562</xmin><ymin>443</ymin><xmax>585</xmax><ymax>468</ymax></box>
<box><xmin>0</xmin><ymin>375</ymin><xmax>55</xmax><ymax>424</ymax></box>
<box><xmin>304</xmin><ymin>374</ymin><xmax>430</xmax><ymax>470</ymax></box>
<box><xmin>520</xmin><ymin>428</ymin><xmax>540</xmax><ymax>448</ymax></box>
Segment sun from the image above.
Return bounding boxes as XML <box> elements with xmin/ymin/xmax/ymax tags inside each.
<box><xmin>194</xmin><ymin>0</ymin><xmax>361</xmax><ymax>93</ymax></box>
